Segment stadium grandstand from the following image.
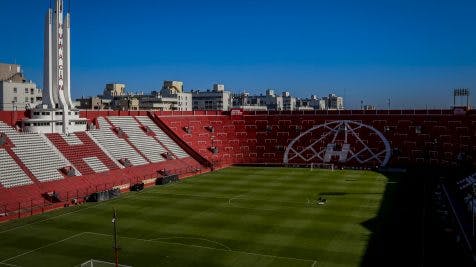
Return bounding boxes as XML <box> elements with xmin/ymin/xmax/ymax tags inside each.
<box><xmin>0</xmin><ymin>107</ymin><xmax>475</xmax><ymax>211</ymax></box>
<box><xmin>0</xmin><ymin>108</ymin><xmax>475</xmax><ymax>266</ymax></box>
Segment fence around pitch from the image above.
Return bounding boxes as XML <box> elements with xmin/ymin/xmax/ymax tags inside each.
<box><xmin>0</xmin><ymin>164</ymin><xmax>205</xmax><ymax>222</ymax></box>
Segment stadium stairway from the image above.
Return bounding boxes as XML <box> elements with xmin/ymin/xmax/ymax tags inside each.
<box><xmin>46</xmin><ymin>132</ymin><xmax>122</xmax><ymax>176</ymax></box>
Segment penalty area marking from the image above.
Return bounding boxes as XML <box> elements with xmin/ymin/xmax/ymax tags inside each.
<box><xmin>0</xmin><ymin>231</ymin><xmax>318</xmax><ymax>267</ymax></box>
<box><xmin>0</xmin><ymin>182</ymin><xmax>180</xmax><ymax>235</ymax></box>
<box><xmin>149</xmin><ymin>236</ymin><xmax>232</xmax><ymax>251</ymax></box>
<box><xmin>85</xmin><ymin>231</ymin><xmax>317</xmax><ymax>266</ymax></box>
<box><xmin>0</xmin><ymin>232</ymin><xmax>86</xmax><ymax>264</ymax></box>
<box><xmin>139</xmin><ymin>192</ymin><xmax>312</xmax><ymax>210</ymax></box>
<box><xmin>0</xmin><ymin>262</ymin><xmax>21</xmax><ymax>267</ymax></box>
<box><xmin>0</xmin><ymin>193</ymin><xmax>140</xmax><ymax>234</ymax></box>
<box><xmin>137</xmin><ymin>192</ymin><xmax>231</xmax><ymax>201</ymax></box>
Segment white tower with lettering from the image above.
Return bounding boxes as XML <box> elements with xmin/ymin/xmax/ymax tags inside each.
<box><xmin>23</xmin><ymin>0</ymin><xmax>87</xmax><ymax>134</ymax></box>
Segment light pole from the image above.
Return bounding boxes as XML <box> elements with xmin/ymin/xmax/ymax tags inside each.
<box><xmin>112</xmin><ymin>208</ymin><xmax>119</xmax><ymax>267</ymax></box>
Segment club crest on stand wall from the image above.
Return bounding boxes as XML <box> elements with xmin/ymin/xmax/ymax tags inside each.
<box><xmin>283</xmin><ymin>120</ymin><xmax>391</xmax><ymax>167</ymax></box>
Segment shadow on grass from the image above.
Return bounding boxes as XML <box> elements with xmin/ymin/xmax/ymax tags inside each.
<box><xmin>360</xmin><ymin>168</ymin><xmax>471</xmax><ymax>267</ymax></box>
<box><xmin>319</xmin><ymin>192</ymin><xmax>383</xmax><ymax>196</ymax></box>
<box><xmin>360</xmin><ymin>170</ymin><xmax>424</xmax><ymax>267</ymax></box>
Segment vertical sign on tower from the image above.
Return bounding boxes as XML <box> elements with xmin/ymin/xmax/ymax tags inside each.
<box><xmin>57</xmin><ymin>0</ymin><xmax>64</xmax><ymax>92</ymax></box>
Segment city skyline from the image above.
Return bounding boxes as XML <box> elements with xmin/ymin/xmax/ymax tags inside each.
<box><xmin>1</xmin><ymin>0</ymin><xmax>475</xmax><ymax>109</ymax></box>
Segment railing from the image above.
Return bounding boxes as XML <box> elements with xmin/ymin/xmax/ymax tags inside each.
<box><xmin>441</xmin><ymin>184</ymin><xmax>475</xmax><ymax>262</ymax></box>
<box><xmin>0</xmin><ymin>164</ymin><xmax>204</xmax><ymax>222</ymax></box>
<box><xmin>241</xmin><ymin>109</ymin><xmax>466</xmax><ymax>116</ymax></box>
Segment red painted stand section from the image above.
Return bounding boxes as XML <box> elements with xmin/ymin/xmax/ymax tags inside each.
<box><xmin>47</xmin><ymin>132</ymin><xmax>120</xmax><ymax>176</ymax></box>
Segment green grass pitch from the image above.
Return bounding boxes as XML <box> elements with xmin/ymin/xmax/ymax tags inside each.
<box><xmin>0</xmin><ymin>167</ymin><xmax>390</xmax><ymax>267</ymax></box>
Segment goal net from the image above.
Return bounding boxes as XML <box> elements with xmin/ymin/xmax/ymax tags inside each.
<box><xmin>80</xmin><ymin>259</ymin><xmax>132</xmax><ymax>267</ymax></box>
<box><xmin>310</xmin><ymin>163</ymin><xmax>334</xmax><ymax>171</ymax></box>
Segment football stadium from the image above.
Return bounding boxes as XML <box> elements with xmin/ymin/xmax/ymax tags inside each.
<box><xmin>0</xmin><ymin>110</ymin><xmax>475</xmax><ymax>266</ymax></box>
<box><xmin>1</xmin><ymin>0</ymin><xmax>476</xmax><ymax>266</ymax></box>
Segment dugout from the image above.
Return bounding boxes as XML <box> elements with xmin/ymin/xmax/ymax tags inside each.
<box><xmin>42</xmin><ymin>191</ymin><xmax>61</xmax><ymax>203</ymax></box>
<box><xmin>156</xmin><ymin>175</ymin><xmax>179</xmax><ymax>185</ymax></box>
<box><xmin>130</xmin><ymin>182</ymin><xmax>144</xmax><ymax>191</ymax></box>
<box><xmin>85</xmin><ymin>188</ymin><xmax>120</xmax><ymax>202</ymax></box>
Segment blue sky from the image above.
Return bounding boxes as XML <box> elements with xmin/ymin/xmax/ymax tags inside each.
<box><xmin>1</xmin><ymin>0</ymin><xmax>475</xmax><ymax>108</ymax></box>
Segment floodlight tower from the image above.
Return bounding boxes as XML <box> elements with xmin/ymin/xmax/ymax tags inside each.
<box><xmin>453</xmin><ymin>88</ymin><xmax>470</xmax><ymax>109</ymax></box>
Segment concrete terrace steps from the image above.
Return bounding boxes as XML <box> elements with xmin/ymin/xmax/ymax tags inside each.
<box><xmin>0</xmin><ymin>149</ymin><xmax>33</xmax><ymax>188</ymax></box>
<box><xmin>135</xmin><ymin>116</ymin><xmax>190</xmax><ymax>159</ymax></box>
<box><xmin>107</xmin><ymin>116</ymin><xmax>167</xmax><ymax>163</ymax></box>
<box><xmin>0</xmin><ymin>122</ymin><xmax>74</xmax><ymax>183</ymax></box>
<box><xmin>88</xmin><ymin>117</ymin><xmax>148</xmax><ymax>166</ymax></box>
<box><xmin>46</xmin><ymin>132</ymin><xmax>121</xmax><ymax>175</ymax></box>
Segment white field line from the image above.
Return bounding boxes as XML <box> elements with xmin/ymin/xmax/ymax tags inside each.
<box><xmin>138</xmin><ymin>192</ymin><xmax>312</xmax><ymax>206</ymax></box>
<box><xmin>140</xmin><ymin>191</ymin><xmax>318</xmax><ymax>212</ymax></box>
<box><xmin>0</xmin><ymin>199</ymin><xmax>119</xmax><ymax>235</ymax></box>
<box><xmin>228</xmin><ymin>194</ymin><xmax>245</xmax><ymax>205</ymax></box>
<box><xmin>0</xmin><ymin>183</ymin><xmax>181</xmax><ymax>235</ymax></box>
<box><xmin>226</xmin><ymin>205</ymin><xmax>277</xmax><ymax>212</ymax></box>
<box><xmin>0</xmin><ymin>262</ymin><xmax>21</xmax><ymax>267</ymax></box>
<box><xmin>149</xmin><ymin>236</ymin><xmax>232</xmax><ymax>251</ymax></box>
<box><xmin>137</xmin><ymin>192</ymin><xmax>232</xmax><ymax>200</ymax></box>
<box><xmin>0</xmin><ymin>232</ymin><xmax>85</xmax><ymax>264</ymax></box>
<box><xmin>85</xmin><ymin>231</ymin><xmax>316</xmax><ymax>264</ymax></box>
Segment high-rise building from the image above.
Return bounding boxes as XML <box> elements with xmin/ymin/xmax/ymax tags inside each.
<box><xmin>323</xmin><ymin>94</ymin><xmax>344</xmax><ymax>110</ymax></box>
<box><xmin>163</xmin><ymin>81</ymin><xmax>184</xmax><ymax>93</ymax></box>
<box><xmin>282</xmin><ymin>91</ymin><xmax>296</xmax><ymax>110</ymax></box>
<box><xmin>103</xmin><ymin>83</ymin><xmax>126</xmax><ymax>99</ymax></box>
<box><xmin>232</xmin><ymin>92</ymin><xmax>268</xmax><ymax>111</ymax></box>
<box><xmin>232</xmin><ymin>90</ymin><xmax>297</xmax><ymax>111</ymax></box>
<box><xmin>159</xmin><ymin>85</ymin><xmax>192</xmax><ymax>111</ymax></box>
<box><xmin>0</xmin><ymin>63</ymin><xmax>23</xmax><ymax>82</ymax></box>
<box><xmin>213</xmin><ymin>84</ymin><xmax>225</xmax><ymax>92</ymax></box>
<box><xmin>0</xmin><ymin>63</ymin><xmax>42</xmax><ymax>111</ymax></box>
<box><xmin>192</xmin><ymin>84</ymin><xmax>232</xmax><ymax>111</ymax></box>
<box><xmin>296</xmin><ymin>95</ymin><xmax>326</xmax><ymax>110</ymax></box>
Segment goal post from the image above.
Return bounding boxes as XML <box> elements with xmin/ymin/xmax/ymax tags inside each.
<box><xmin>80</xmin><ymin>259</ymin><xmax>132</xmax><ymax>267</ymax></box>
<box><xmin>310</xmin><ymin>163</ymin><xmax>334</xmax><ymax>171</ymax></box>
